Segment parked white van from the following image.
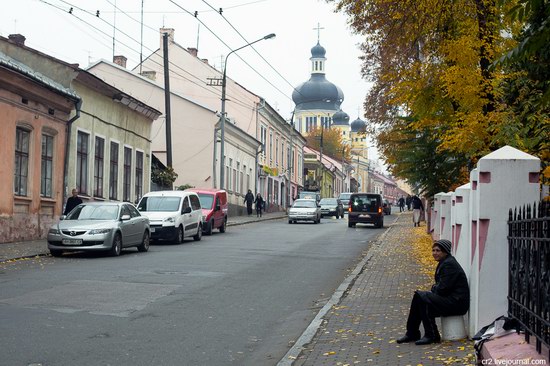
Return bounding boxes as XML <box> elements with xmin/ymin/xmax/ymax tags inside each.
<box><xmin>137</xmin><ymin>191</ymin><xmax>202</xmax><ymax>243</ymax></box>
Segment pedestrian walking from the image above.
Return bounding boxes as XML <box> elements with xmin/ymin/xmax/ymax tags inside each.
<box><xmin>396</xmin><ymin>239</ymin><xmax>470</xmax><ymax>345</ymax></box>
<box><xmin>412</xmin><ymin>195</ymin><xmax>424</xmax><ymax>227</ymax></box>
<box><xmin>406</xmin><ymin>194</ymin><xmax>412</xmax><ymax>211</ymax></box>
<box><xmin>244</xmin><ymin>189</ymin><xmax>254</xmax><ymax>216</ymax></box>
<box><xmin>254</xmin><ymin>193</ymin><xmax>264</xmax><ymax>218</ymax></box>
<box><xmin>398</xmin><ymin>196</ymin><xmax>405</xmax><ymax>212</ymax></box>
<box><xmin>63</xmin><ymin>188</ymin><xmax>82</xmax><ymax>215</ymax></box>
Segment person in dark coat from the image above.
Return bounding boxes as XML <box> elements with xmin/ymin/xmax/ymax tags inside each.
<box><xmin>244</xmin><ymin>190</ymin><xmax>254</xmax><ymax>216</ymax></box>
<box><xmin>406</xmin><ymin>195</ymin><xmax>412</xmax><ymax>211</ymax></box>
<box><xmin>396</xmin><ymin>239</ymin><xmax>470</xmax><ymax>345</ymax></box>
<box><xmin>412</xmin><ymin>195</ymin><xmax>425</xmax><ymax>227</ymax></box>
<box><xmin>398</xmin><ymin>196</ymin><xmax>405</xmax><ymax>212</ymax></box>
<box><xmin>254</xmin><ymin>193</ymin><xmax>264</xmax><ymax>218</ymax></box>
<box><xmin>64</xmin><ymin>188</ymin><xmax>83</xmax><ymax>215</ymax></box>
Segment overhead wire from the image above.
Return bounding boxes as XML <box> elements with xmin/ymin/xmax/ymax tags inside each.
<box><xmin>201</xmin><ymin>0</ymin><xmax>304</xmax><ymax>100</ymax></box>
<box><xmin>166</xmin><ymin>0</ymin><xmax>293</xmax><ymax>102</ymax></box>
<box><xmin>38</xmin><ymin>0</ymin><xmax>257</xmax><ymax>111</ymax></box>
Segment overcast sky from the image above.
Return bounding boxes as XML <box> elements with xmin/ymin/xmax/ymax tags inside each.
<box><xmin>1</xmin><ymin>0</ymin><xmax>380</xmax><ymax>163</ymax></box>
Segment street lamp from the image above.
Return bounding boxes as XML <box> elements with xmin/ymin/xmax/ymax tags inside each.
<box><xmin>219</xmin><ymin>33</ymin><xmax>276</xmax><ymax>189</ymax></box>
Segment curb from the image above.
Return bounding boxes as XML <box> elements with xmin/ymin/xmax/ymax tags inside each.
<box><xmin>276</xmin><ymin>219</ymin><xmax>396</xmax><ymax>366</ymax></box>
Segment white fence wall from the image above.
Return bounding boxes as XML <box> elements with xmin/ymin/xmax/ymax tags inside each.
<box><xmin>436</xmin><ymin>146</ymin><xmax>540</xmax><ymax>337</ymax></box>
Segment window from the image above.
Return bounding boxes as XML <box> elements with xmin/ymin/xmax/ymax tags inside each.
<box><xmin>41</xmin><ymin>134</ymin><xmax>54</xmax><ymax>197</ymax></box>
<box><xmin>189</xmin><ymin>195</ymin><xmax>201</xmax><ymax>210</ymax></box>
<box><xmin>109</xmin><ymin>142</ymin><xmax>119</xmax><ymax>200</ymax></box>
<box><xmin>247</xmin><ymin>169</ymin><xmax>251</xmax><ymax>193</ymax></box>
<box><xmin>182</xmin><ymin>196</ymin><xmax>190</xmax><ymax>212</ymax></box>
<box><xmin>275</xmin><ymin>137</ymin><xmax>279</xmax><ymax>166</ymax></box>
<box><xmin>260</xmin><ymin>125</ymin><xmax>267</xmax><ymax>157</ymax></box>
<box><xmin>135</xmin><ymin>151</ymin><xmax>143</xmax><ymax>201</ymax></box>
<box><xmin>76</xmin><ymin>131</ymin><xmax>89</xmax><ymax>195</ymax></box>
<box><xmin>123</xmin><ymin>147</ymin><xmax>132</xmax><ymax>202</ymax></box>
<box><xmin>14</xmin><ymin>128</ymin><xmax>30</xmax><ymax>196</ymax></box>
<box><xmin>94</xmin><ymin>137</ymin><xmax>104</xmax><ymax>197</ymax></box>
<box><xmin>269</xmin><ymin>132</ymin><xmax>273</xmax><ymax>163</ymax></box>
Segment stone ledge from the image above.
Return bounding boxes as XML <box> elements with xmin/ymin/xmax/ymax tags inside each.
<box><xmin>480</xmin><ymin>332</ymin><xmax>549</xmax><ymax>364</ymax></box>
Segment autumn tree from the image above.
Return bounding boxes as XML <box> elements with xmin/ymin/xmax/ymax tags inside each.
<box><xmin>305</xmin><ymin>127</ymin><xmax>351</xmax><ymax>161</ymax></box>
<box><xmin>327</xmin><ymin>0</ymin><xmax>550</xmax><ymax>195</ymax></box>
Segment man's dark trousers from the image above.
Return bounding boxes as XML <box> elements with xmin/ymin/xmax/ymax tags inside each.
<box><xmin>405</xmin><ymin>292</ymin><xmax>439</xmax><ymax>338</ymax></box>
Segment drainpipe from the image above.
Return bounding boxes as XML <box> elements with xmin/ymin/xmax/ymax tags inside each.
<box><xmin>62</xmin><ymin>99</ymin><xmax>82</xmax><ymax>211</ymax></box>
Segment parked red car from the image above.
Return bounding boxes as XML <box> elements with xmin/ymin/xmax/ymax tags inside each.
<box><xmin>186</xmin><ymin>189</ymin><xmax>228</xmax><ymax>235</ymax></box>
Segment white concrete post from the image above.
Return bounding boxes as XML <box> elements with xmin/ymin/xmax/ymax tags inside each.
<box><xmin>452</xmin><ymin>184</ymin><xmax>471</xmax><ymax>275</ymax></box>
<box><xmin>470</xmin><ymin>146</ymin><xmax>540</xmax><ymax>335</ymax></box>
<box><xmin>439</xmin><ymin>192</ymin><xmax>453</xmax><ymax>241</ymax></box>
<box><xmin>432</xmin><ymin>193</ymin><xmax>445</xmax><ymax>241</ymax></box>
<box><xmin>468</xmin><ymin>168</ymin><xmax>480</xmax><ymax>337</ymax></box>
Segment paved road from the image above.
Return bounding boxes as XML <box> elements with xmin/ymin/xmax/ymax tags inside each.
<box><xmin>0</xmin><ymin>215</ymin><xmax>384</xmax><ymax>366</ymax></box>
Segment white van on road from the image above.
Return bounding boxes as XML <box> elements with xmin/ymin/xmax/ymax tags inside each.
<box><xmin>137</xmin><ymin>191</ymin><xmax>202</xmax><ymax>243</ymax></box>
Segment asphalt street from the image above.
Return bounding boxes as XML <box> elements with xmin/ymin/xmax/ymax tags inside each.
<box><xmin>0</xmin><ymin>215</ymin><xmax>384</xmax><ymax>366</ymax></box>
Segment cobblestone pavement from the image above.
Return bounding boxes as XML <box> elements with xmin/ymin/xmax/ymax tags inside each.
<box><xmin>292</xmin><ymin>212</ymin><xmax>476</xmax><ymax>366</ymax></box>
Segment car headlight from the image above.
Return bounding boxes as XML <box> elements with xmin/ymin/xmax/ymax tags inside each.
<box><xmin>163</xmin><ymin>216</ymin><xmax>176</xmax><ymax>223</ymax></box>
<box><xmin>48</xmin><ymin>228</ymin><xmax>60</xmax><ymax>235</ymax></box>
<box><xmin>89</xmin><ymin>228</ymin><xmax>111</xmax><ymax>235</ymax></box>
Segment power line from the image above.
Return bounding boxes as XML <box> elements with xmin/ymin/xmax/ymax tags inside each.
<box><xmin>201</xmin><ymin>0</ymin><xmax>303</xmax><ymax>100</ymax></box>
<box><xmin>39</xmin><ymin>0</ymin><xmax>257</xmax><ymax>111</ymax></box>
<box><xmin>167</xmin><ymin>0</ymin><xmax>293</xmax><ymax>102</ymax></box>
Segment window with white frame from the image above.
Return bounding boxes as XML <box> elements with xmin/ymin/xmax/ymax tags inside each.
<box><xmin>269</xmin><ymin>131</ymin><xmax>273</xmax><ymax>164</ymax></box>
<box><xmin>275</xmin><ymin>137</ymin><xmax>279</xmax><ymax>166</ymax></box>
<box><xmin>135</xmin><ymin>151</ymin><xmax>143</xmax><ymax>201</ymax></box>
<box><xmin>14</xmin><ymin>127</ymin><xmax>30</xmax><ymax>196</ymax></box>
<box><xmin>41</xmin><ymin>134</ymin><xmax>54</xmax><ymax>197</ymax></box>
<box><xmin>227</xmin><ymin>158</ymin><xmax>232</xmax><ymax>191</ymax></box>
<box><xmin>109</xmin><ymin>142</ymin><xmax>119</xmax><ymax>200</ymax></box>
<box><xmin>76</xmin><ymin>131</ymin><xmax>89</xmax><ymax>195</ymax></box>
<box><xmin>93</xmin><ymin>136</ymin><xmax>104</xmax><ymax>198</ymax></box>
<box><xmin>123</xmin><ymin>147</ymin><xmax>132</xmax><ymax>202</ymax></box>
<box><xmin>260</xmin><ymin>125</ymin><xmax>267</xmax><ymax>157</ymax></box>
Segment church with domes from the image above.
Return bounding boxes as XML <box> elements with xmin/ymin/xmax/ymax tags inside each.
<box><xmin>293</xmin><ymin>37</ymin><xmax>370</xmax><ymax>192</ymax></box>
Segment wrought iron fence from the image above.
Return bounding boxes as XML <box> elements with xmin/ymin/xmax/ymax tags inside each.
<box><xmin>508</xmin><ymin>200</ymin><xmax>550</xmax><ymax>357</ymax></box>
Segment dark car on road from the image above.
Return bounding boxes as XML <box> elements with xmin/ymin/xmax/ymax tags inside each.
<box><xmin>347</xmin><ymin>193</ymin><xmax>384</xmax><ymax>228</ymax></box>
<box><xmin>319</xmin><ymin>198</ymin><xmax>345</xmax><ymax>218</ymax></box>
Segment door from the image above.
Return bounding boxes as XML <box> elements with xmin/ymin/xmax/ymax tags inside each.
<box><xmin>127</xmin><ymin>204</ymin><xmax>145</xmax><ymax>244</ymax></box>
<box><xmin>181</xmin><ymin>197</ymin><xmax>194</xmax><ymax>237</ymax></box>
<box><xmin>189</xmin><ymin>195</ymin><xmax>202</xmax><ymax>234</ymax></box>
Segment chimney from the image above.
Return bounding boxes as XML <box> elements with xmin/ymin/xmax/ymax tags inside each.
<box><xmin>160</xmin><ymin>28</ymin><xmax>175</xmax><ymax>47</ymax></box>
<box><xmin>187</xmin><ymin>48</ymin><xmax>198</xmax><ymax>57</ymax></box>
<box><xmin>8</xmin><ymin>34</ymin><xmax>26</xmax><ymax>46</ymax></box>
<box><xmin>113</xmin><ymin>55</ymin><xmax>127</xmax><ymax>68</ymax></box>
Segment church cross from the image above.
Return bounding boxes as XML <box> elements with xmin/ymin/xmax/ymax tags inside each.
<box><xmin>313</xmin><ymin>23</ymin><xmax>324</xmax><ymax>42</ymax></box>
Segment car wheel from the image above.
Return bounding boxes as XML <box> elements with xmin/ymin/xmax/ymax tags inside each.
<box><xmin>288</xmin><ymin>219</ymin><xmax>292</xmax><ymax>224</ymax></box>
<box><xmin>193</xmin><ymin>224</ymin><xmax>202</xmax><ymax>241</ymax></box>
<box><xmin>109</xmin><ymin>233</ymin><xmax>122</xmax><ymax>256</ymax></box>
<box><xmin>137</xmin><ymin>231</ymin><xmax>150</xmax><ymax>252</ymax></box>
<box><xmin>219</xmin><ymin>218</ymin><xmax>226</xmax><ymax>233</ymax></box>
<box><xmin>175</xmin><ymin>226</ymin><xmax>184</xmax><ymax>244</ymax></box>
<box><xmin>206</xmin><ymin>220</ymin><xmax>214</xmax><ymax>236</ymax></box>
<box><xmin>50</xmin><ymin>249</ymin><xmax>63</xmax><ymax>257</ymax></box>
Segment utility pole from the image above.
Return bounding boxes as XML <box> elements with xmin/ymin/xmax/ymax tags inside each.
<box><xmin>163</xmin><ymin>32</ymin><xmax>173</xmax><ymax>169</ymax></box>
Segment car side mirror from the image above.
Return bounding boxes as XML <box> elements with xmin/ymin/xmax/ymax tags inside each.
<box><xmin>183</xmin><ymin>207</ymin><xmax>192</xmax><ymax>214</ymax></box>
<box><xmin>60</xmin><ymin>215</ymin><xmax>66</xmax><ymax>220</ymax></box>
<box><xmin>215</xmin><ymin>204</ymin><xmax>221</xmax><ymax>211</ymax></box>
<box><xmin>121</xmin><ymin>214</ymin><xmax>131</xmax><ymax>221</ymax></box>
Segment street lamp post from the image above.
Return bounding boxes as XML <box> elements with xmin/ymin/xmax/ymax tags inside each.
<box><xmin>219</xmin><ymin>33</ymin><xmax>276</xmax><ymax>190</ymax></box>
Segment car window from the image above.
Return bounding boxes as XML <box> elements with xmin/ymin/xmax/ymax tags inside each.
<box><xmin>197</xmin><ymin>193</ymin><xmax>214</xmax><ymax>209</ymax></box>
<box><xmin>339</xmin><ymin>193</ymin><xmax>351</xmax><ymax>200</ymax></box>
<box><xmin>293</xmin><ymin>200</ymin><xmax>316</xmax><ymax>208</ymax></box>
<box><xmin>137</xmin><ymin>196</ymin><xmax>181</xmax><ymax>212</ymax></box>
<box><xmin>182</xmin><ymin>197</ymin><xmax>190</xmax><ymax>212</ymax></box>
<box><xmin>350</xmin><ymin>195</ymin><xmax>381</xmax><ymax>212</ymax></box>
<box><xmin>120</xmin><ymin>205</ymin><xmax>131</xmax><ymax>218</ymax></box>
<box><xmin>66</xmin><ymin>205</ymin><xmax>119</xmax><ymax>220</ymax></box>
<box><xmin>190</xmin><ymin>195</ymin><xmax>201</xmax><ymax>210</ymax></box>
<box><xmin>320</xmin><ymin>198</ymin><xmax>337</xmax><ymax>204</ymax></box>
<box><xmin>127</xmin><ymin>204</ymin><xmax>141</xmax><ymax>218</ymax></box>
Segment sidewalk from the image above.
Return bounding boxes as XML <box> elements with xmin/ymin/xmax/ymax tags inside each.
<box><xmin>0</xmin><ymin>211</ymin><xmax>287</xmax><ymax>263</ymax></box>
<box><xmin>282</xmin><ymin>211</ymin><xmax>476</xmax><ymax>366</ymax></box>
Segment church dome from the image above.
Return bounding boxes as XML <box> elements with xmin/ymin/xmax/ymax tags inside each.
<box><xmin>350</xmin><ymin>117</ymin><xmax>367</xmax><ymax>132</ymax></box>
<box><xmin>332</xmin><ymin>109</ymin><xmax>350</xmax><ymax>126</ymax></box>
<box><xmin>311</xmin><ymin>42</ymin><xmax>326</xmax><ymax>58</ymax></box>
<box><xmin>292</xmin><ymin>75</ymin><xmax>344</xmax><ymax>111</ymax></box>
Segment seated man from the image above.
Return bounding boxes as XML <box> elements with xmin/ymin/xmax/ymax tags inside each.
<box><xmin>396</xmin><ymin>239</ymin><xmax>470</xmax><ymax>345</ymax></box>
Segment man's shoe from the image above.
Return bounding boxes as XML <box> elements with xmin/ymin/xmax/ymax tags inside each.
<box><xmin>396</xmin><ymin>335</ymin><xmax>420</xmax><ymax>344</ymax></box>
<box><xmin>414</xmin><ymin>336</ymin><xmax>441</xmax><ymax>345</ymax></box>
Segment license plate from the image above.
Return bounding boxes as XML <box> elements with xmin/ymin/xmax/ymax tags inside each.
<box><xmin>360</xmin><ymin>214</ymin><xmax>371</xmax><ymax>218</ymax></box>
<box><xmin>150</xmin><ymin>228</ymin><xmax>156</xmax><ymax>233</ymax></box>
<box><xmin>62</xmin><ymin>239</ymin><xmax>83</xmax><ymax>245</ymax></box>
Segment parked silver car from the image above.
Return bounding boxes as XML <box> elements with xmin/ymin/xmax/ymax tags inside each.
<box><xmin>319</xmin><ymin>198</ymin><xmax>345</xmax><ymax>218</ymax></box>
<box><xmin>288</xmin><ymin>199</ymin><xmax>321</xmax><ymax>224</ymax></box>
<box><xmin>47</xmin><ymin>202</ymin><xmax>150</xmax><ymax>257</ymax></box>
